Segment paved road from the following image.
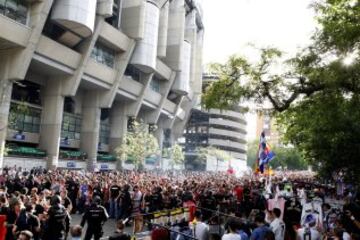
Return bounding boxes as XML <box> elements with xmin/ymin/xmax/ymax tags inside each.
<box><xmin>71</xmin><ymin>214</ymin><xmax>131</xmax><ymax>239</ymax></box>
<box><xmin>71</xmin><ymin>214</ymin><xmax>156</xmax><ymax>239</ymax></box>
<box><xmin>70</xmin><ymin>197</ymin><xmax>345</xmax><ymax>239</ymax></box>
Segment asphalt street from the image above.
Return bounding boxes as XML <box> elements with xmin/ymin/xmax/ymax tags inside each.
<box><xmin>71</xmin><ymin>214</ymin><xmax>152</xmax><ymax>239</ymax></box>
<box><xmin>71</xmin><ymin>214</ymin><xmax>128</xmax><ymax>239</ymax></box>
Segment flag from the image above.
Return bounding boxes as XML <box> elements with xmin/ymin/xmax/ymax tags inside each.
<box><xmin>227</xmin><ymin>166</ymin><xmax>235</xmax><ymax>175</ymax></box>
<box><xmin>256</xmin><ymin>131</ymin><xmax>275</xmax><ymax>173</ymax></box>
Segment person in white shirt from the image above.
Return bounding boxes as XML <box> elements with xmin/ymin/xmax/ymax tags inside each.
<box><xmin>297</xmin><ymin>214</ymin><xmax>322</xmax><ymax>240</ymax></box>
<box><xmin>222</xmin><ymin>218</ymin><xmax>241</xmax><ymax>240</ymax></box>
<box><xmin>190</xmin><ymin>211</ymin><xmax>209</xmax><ymax>240</ymax></box>
<box><xmin>270</xmin><ymin>208</ymin><xmax>285</xmax><ymax>240</ymax></box>
<box><xmin>301</xmin><ymin>193</ymin><xmax>323</xmax><ymax>230</ymax></box>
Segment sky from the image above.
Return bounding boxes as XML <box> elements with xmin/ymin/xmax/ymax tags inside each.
<box><xmin>201</xmin><ymin>0</ymin><xmax>317</xmax><ymax>140</ymax></box>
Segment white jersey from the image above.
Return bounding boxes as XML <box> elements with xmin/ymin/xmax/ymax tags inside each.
<box><xmin>222</xmin><ymin>233</ymin><xmax>241</xmax><ymax>240</ymax></box>
<box><xmin>297</xmin><ymin>227</ymin><xmax>321</xmax><ymax>240</ymax></box>
<box><xmin>298</xmin><ymin>189</ymin><xmax>306</xmax><ymax>206</ymax></box>
<box><xmin>301</xmin><ymin>200</ymin><xmax>323</xmax><ymax>229</ymax></box>
<box><xmin>270</xmin><ymin>218</ymin><xmax>285</xmax><ymax>240</ymax></box>
<box><xmin>190</xmin><ymin>221</ymin><xmax>209</xmax><ymax>240</ymax></box>
<box><xmin>343</xmin><ymin>232</ymin><xmax>351</xmax><ymax>240</ymax></box>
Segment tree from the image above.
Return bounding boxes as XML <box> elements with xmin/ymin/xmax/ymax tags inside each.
<box><xmin>2</xmin><ymin>102</ymin><xmax>29</xmax><ymax>157</ymax></box>
<box><xmin>169</xmin><ymin>144</ymin><xmax>185</xmax><ymax>169</ymax></box>
<box><xmin>197</xmin><ymin>146</ymin><xmax>232</xmax><ymax>170</ymax></box>
<box><xmin>246</xmin><ymin>140</ymin><xmax>259</xmax><ymax>169</ymax></box>
<box><xmin>202</xmin><ymin>47</ymin><xmax>360</xmax><ymax>112</ymax></box>
<box><xmin>314</xmin><ymin>0</ymin><xmax>360</xmax><ymax>54</ymax></box>
<box><xmin>276</xmin><ymin>91</ymin><xmax>360</xmax><ymax>181</ymax></box>
<box><xmin>247</xmin><ymin>140</ymin><xmax>307</xmax><ymax>171</ymax></box>
<box><xmin>202</xmin><ymin>0</ymin><xmax>360</xmax><ymax>182</ymax></box>
<box><xmin>198</xmin><ymin>146</ymin><xmax>232</xmax><ymax>161</ymax></box>
<box><xmin>0</xmin><ymin>80</ymin><xmax>12</xmax><ymax>132</ymax></box>
<box><xmin>270</xmin><ymin>147</ymin><xmax>307</xmax><ymax>171</ymax></box>
<box><xmin>116</xmin><ymin>121</ymin><xmax>159</xmax><ymax>170</ymax></box>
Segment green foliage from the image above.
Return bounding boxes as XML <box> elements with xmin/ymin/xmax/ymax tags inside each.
<box><xmin>188</xmin><ymin>146</ymin><xmax>231</xmax><ymax>171</ymax></box>
<box><xmin>166</xmin><ymin>144</ymin><xmax>185</xmax><ymax>169</ymax></box>
<box><xmin>247</xmin><ymin>140</ymin><xmax>307</xmax><ymax>171</ymax></box>
<box><xmin>314</xmin><ymin>0</ymin><xmax>360</xmax><ymax>54</ymax></box>
<box><xmin>202</xmin><ymin>0</ymin><xmax>360</xmax><ymax>182</ymax></box>
<box><xmin>3</xmin><ymin>102</ymin><xmax>29</xmax><ymax>157</ymax></box>
<box><xmin>197</xmin><ymin>146</ymin><xmax>232</xmax><ymax>161</ymax></box>
<box><xmin>276</xmin><ymin>91</ymin><xmax>360</xmax><ymax>182</ymax></box>
<box><xmin>116</xmin><ymin>121</ymin><xmax>159</xmax><ymax>169</ymax></box>
<box><xmin>171</xmin><ymin>144</ymin><xmax>185</xmax><ymax>165</ymax></box>
<box><xmin>202</xmin><ymin>49</ymin><xmax>285</xmax><ymax>111</ymax></box>
<box><xmin>8</xmin><ymin>101</ymin><xmax>30</xmax><ymax>128</ymax></box>
<box><xmin>246</xmin><ymin>140</ymin><xmax>259</xmax><ymax>169</ymax></box>
<box><xmin>271</xmin><ymin>147</ymin><xmax>307</xmax><ymax>171</ymax></box>
<box><xmin>0</xmin><ymin>80</ymin><xmax>15</xmax><ymax>132</ymax></box>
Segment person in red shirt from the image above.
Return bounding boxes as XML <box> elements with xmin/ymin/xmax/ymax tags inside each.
<box><xmin>234</xmin><ymin>185</ymin><xmax>244</xmax><ymax>202</ymax></box>
<box><xmin>183</xmin><ymin>193</ymin><xmax>196</xmax><ymax>222</ymax></box>
<box><xmin>0</xmin><ymin>215</ymin><xmax>6</xmax><ymax>240</ymax></box>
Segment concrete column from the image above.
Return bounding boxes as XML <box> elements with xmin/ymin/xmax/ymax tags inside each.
<box><xmin>9</xmin><ymin>0</ymin><xmax>53</xmax><ymax>80</ymax></box>
<box><xmin>0</xmin><ymin>76</ymin><xmax>12</xmax><ymax>170</ymax></box>
<box><xmin>194</xmin><ymin>30</ymin><xmax>204</xmax><ymax>95</ymax></box>
<box><xmin>80</xmin><ymin>91</ymin><xmax>101</xmax><ymax>171</ymax></box>
<box><xmin>39</xmin><ymin>81</ymin><xmax>64</xmax><ymax>169</ymax></box>
<box><xmin>120</xmin><ymin>0</ymin><xmax>146</xmax><ymax>40</ymax></box>
<box><xmin>157</xmin><ymin>1</ymin><xmax>169</xmax><ymax>58</ymax></box>
<box><xmin>185</xmin><ymin>10</ymin><xmax>198</xmax><ymax>93</ymax></box>
<box><xmin>164</xmin><ymin>0</ymin><xmax>185</xmax><ymax>71</ymax></box>
<box><xmin>154</xmin><ymin>126</ymin><xmax>164</xmax><ymax>151</ymax></box>
<box><xmin>125</xmin><ymin>73</ymin><xmax>153</xmax><ymax>117</ymax></box>
<box><xmin>109</xmin><ymin>102</ymin><xmax>128</xmax><ymax>169</ymax></box>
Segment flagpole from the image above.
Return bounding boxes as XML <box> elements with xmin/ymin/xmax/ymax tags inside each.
<box><xmin>254</xmin><ymin>133</ymin><xmax>261</xmax><ymax>174</ymax></box>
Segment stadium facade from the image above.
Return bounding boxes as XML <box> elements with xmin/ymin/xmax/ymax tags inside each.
<box><xmin>183</xmin><ymin>74</ymin><xmax>247</xmax><ymax>171</ymax></box>
<box><xmin>0</xmin><ymin>0</ymin><xmax>204</xmax><ymax>170</ymax></box>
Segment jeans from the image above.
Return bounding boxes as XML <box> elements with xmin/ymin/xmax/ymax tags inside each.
<box><xmin>109</xmin><ymin>199</ymin><xmax>118</xmax><ymax>219</ymax></box>
<box><xmin>116</xmin><ymin>205</ymin><xmax>123</xmax><ymax>220</ymax></box>
<box><xmin>77</xmin><ymin>196</ymin><xmax>86</xmax><ymax>214</ymax></box>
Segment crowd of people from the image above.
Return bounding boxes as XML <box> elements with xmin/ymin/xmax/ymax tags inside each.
<box><xmin>0</xmin><ymin>166</ymin><xmax>358</xmax><ymax>240</ymax></box>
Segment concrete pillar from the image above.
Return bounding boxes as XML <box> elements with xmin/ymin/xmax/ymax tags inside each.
<box><xmin>154</xmin><ymin>126</ymin><xmax>164</xmax><ymax>151</ymax></box>
<box><xmin>125</xmin><ymin>73</ymin><xmax>153</xmax><ymax>117</ymax></box>
<box><xmin>109</xmin><ymin>102</ymin><xmax>128</xmax><ymax>168</ymax></box>
<box><xmin>194</xmin><ymin>30</ymin><xmax>204</xmax><ymax>96</ymax></box>
<box><xmin>39</xmin><ymin>81</ymin><xmax>64</xmax><ymax>169</ymax></box>
<box><xmin>157</xmin><ymin>1</ymin><xmax>169</xmax><ymax>58</ymax></box>
<box><xmin>0</xmin><ymin>77</ymin><xmax>12</xmax><ymax>170</ymax></box>
<box><xmin>120</xmin><ymin>0</ymin><xmax>146</xmax><ymax>40</ymax></box>
<box><xmin>164</xmin><ymin>0</ymin><xmax>185</xmax><ymax>71</ymax></box>
<box><xmin>185</xmin><ymin>10</ymin><xmax>198</xmax><ymax>92</ymax></box>
<box><xmin>80</xmin><ymin>91</ymin><xmax>101</xmax><ymax>171</ymax></box>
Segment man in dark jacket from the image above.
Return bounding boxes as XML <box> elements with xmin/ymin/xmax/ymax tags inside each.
<box><xmin>43</xmin><ymin>195</ymin><xmax>70</xmax><ymax>240</ymax></box>
<box><xmin>81</xmin><ymin>196</ymin><xmax>109</xmax><ymax>240</ymax></box>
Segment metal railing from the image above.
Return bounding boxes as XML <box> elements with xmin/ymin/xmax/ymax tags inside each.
<box><xmin>195</xmin><ymin>205</ymin><xmax>243</xmax><ymax>236</ymax></box>
<box><xmin>100</xmin><ymin>205</ymin><xmax>244</xmax><ymax>239</ymax></box>
<box><xmin>101</xmin><ymin>207</ymin><xmax>197</xmax><ymax>240</ymax></box>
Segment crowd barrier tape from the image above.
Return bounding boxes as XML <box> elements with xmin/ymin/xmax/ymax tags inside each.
<box><xmin>130</xmin><ymin>207</ymin><xmax>191</xmax><ymax>227</ymax></box>
<box><xmin>100</xmin><ymin>208</ymin><xmax>195</xmax><ymax>240</ymax></box>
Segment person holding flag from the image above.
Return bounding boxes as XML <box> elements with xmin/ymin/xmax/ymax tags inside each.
<box><xmin>255</xmin><ymin>131</ymin><xmax>276</xmax><ymax>174</ymax></box>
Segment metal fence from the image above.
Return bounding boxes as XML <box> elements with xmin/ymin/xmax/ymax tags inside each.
<box><xmin>100</xmin><ymin>205</ymin><xmax>245</xmax><ymax>239</ymax></box>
